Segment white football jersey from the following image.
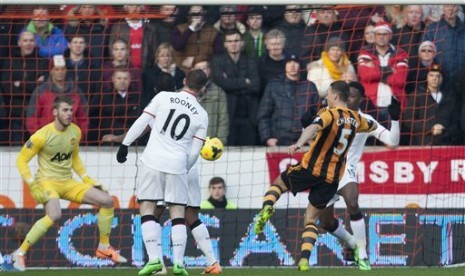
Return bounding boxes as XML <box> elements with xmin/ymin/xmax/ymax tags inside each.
<box><xmin>141</xmin><ymin>91</ymin><xmax>208</xmax><ymax>174</ymax></box>
<box><xmin>346</xmin><ymin>110</ymin><xmax>388</xmax><ymax>167</ymax></box>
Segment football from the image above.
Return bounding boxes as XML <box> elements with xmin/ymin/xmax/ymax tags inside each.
<box><xmin>200</xmin><ymin>137</ymin><xmax>224</xmax><ymax>161</ymax></box>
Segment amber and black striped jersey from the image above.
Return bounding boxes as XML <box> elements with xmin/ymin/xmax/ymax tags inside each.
<box><xmin>301</xmin><ymin>106</ymin><xmax>376</xmax><ymax>184</ymax></box>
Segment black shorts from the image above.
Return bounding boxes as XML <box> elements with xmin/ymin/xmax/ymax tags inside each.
<box><xmin>281</xmin><ymin>163</ymin><xmax>338</xmax><ymax>209</ymax></box>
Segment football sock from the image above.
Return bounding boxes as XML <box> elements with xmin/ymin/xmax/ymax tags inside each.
<box><xmin>171</xmin><ymin>218</ymin><xmax>187</xmax><ymax>265</ymax></box>
<box><xmin>141</xmin><ymin>215</ymin><xmax>159</xmax><ymax>261</ymax></box>
<box><xmin>350</xmin><ymin>212</ymin><xmax>368</xmax><ymax>259</ymax></box>
<box><xmin>190</xmin><ymin>219</ymin><xmax>216</xmax><ymax>266</ymax></box>
<box><xmin>263</xmin><ymin>185</ymin><xmax>284</xmax><ymax>207</ymax></box>
<box><xmin>154</xmin><ymin>219</ymin><xmax>164</xmax><ymax>265</ymax></box>
<box><xmin>330</xmin><ymin>220</ymin><xmax>357</xmax><ymax>249</ymax></box>
<box><xmin>300</xmin><ymin>222</ymin><xmax>318</xmax><ymax>260</ymax></box>
<box><xmin>19</xmin><ymin>215</ymin><xmax>54</xmax><ymax>253</ymax></box>
<box><xmin>97</xmin><ymin>207</ymin><xmax>114</xmax><ymax>246</ymax></box>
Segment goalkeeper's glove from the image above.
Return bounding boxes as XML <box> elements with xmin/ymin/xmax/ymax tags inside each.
<box><xmin>26</xmin><ymin>179</ymin><xmax>48</xmax><ymax>204</ymax></box>
<box><xmin>117</xmin><ymin>144</ymin><xmax>128</xmax><ymax>163</ymax></box>
<box><xmin>82</xmin><ymin>175</ymin><xmax>108</xmax><ymax>192</ymax></box>
<box><xmin>387</xmin><ymin>96</ymin><xmax>401</xmax><ymax>121</ymax></box>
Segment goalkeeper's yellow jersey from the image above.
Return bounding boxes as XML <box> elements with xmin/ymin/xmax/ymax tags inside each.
<box><xmin>17</xmin><ymin>122</ymin><xmax>86</xmax><ymax>181</ymax></box>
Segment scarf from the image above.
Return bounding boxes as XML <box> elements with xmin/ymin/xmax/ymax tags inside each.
<box><xmin>207</xmin><ymin>196</ymin><xmax>228</xmax><ymax>208</ymax></box>
<box><xmin>321</xmin><ymin>51</ymin><xmax>350</xmax><ymax>81</ymax></box>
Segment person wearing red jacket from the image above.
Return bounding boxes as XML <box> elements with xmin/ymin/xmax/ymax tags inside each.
<box><xmin>26</xmin><ymin>55</ymin><xmax>88</xmax><ymax>136</ymax></box>
<box><xmin>357</xmin><ymin>21</ymin><xmax>408</xmax><ymax>125</ymax></box>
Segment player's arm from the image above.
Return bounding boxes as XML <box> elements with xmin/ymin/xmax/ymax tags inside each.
<box><xmin>16</xmin><ymin>135</ymin><xmax>44</xmax><ymax>183</ymax></box>
<box><xmin>71</xmin><ymin>143</ymin><xmax>86</xmax><ymax>178</ymax></box>
<box><xmin>371</xmin><ymin>120</ymin><xmax>400</xmax><ymax>146</ymax></box>
<box><xmin>187</xmin><ymin>121</ymin><xmax>208</xmax><ymax>170</ymax></box>
<box><xmin>101</xmin><ymin>126</ymin><xmax>151</xmax><ymax>144</ymax></box>
<box><xmin>116</xmin><ymin>112</ymin><xmax>153</xmax><ymax>163</ymax></box>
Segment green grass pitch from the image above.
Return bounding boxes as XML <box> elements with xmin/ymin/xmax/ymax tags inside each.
<box><xmin>1</xmin><ymin>267</ymin><xmax>464</xmax><ymax>276</ymax></box>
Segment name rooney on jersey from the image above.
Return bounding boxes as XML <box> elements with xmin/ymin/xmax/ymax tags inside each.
<box><xmin>170</xmin><ymin>97</ymin><xmax>199</xmax><ymax>115</ymax></box>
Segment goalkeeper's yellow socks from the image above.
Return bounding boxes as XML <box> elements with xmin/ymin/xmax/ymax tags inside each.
<box><xmin>97</xmin><ymin>207</ymin><xmax>114</xmax><ymax>247</ymax></box>
<box><xmin>301</xmin><ymin>222</ymin><xmax>318</xmax><ymax>260</ymax></box>
<box><xmin>19</xmin><ymin>215</ymin><xmax>54</xmax><ymax>253</ymax></box>
<box><xmin>263</xmin><ymin>184</ymin><xmax>284</xmax><ymax>207</ymax></box>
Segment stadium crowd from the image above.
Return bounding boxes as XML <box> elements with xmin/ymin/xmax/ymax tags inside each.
<box><xmin>0</xmin><ymin>4</ymin><xmax>464</xmax><ymax>146</ymax></box>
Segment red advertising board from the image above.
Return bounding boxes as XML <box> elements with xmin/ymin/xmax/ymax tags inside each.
<box><xmin>266</xmin><ymin>147</ymin><xmax>465</xmax><ymax>194</ymax></box>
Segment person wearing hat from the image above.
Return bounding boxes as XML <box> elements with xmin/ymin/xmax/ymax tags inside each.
<box><xmin>257</xmin><ymin>52</ymin><xmax>320</xmax><ymax>146</ymax></box>
<box><xmin>403</xmin><ymin>63</ymin><xmax>459</xmax><ymax>145</ymax></box>
<box><xmin>405</xmin><ymin>40</ymin><xmax>439</xmax><ymax>93</ymax></box>
<box><xmin>307</xmin><ymin>36</ymin><xmax>357</xmax><ymax>98</ymax></box>
<box><xmin>26</xmin><ymin>55</ymin><xmax>89</xmax><ymax>137</ymax></box>
<box><xmin>357</xmin><ymin>21</ymin><xmax>408</xmax><ymax>126</ymax></box>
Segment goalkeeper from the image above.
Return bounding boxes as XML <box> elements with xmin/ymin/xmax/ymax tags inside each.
<box><xmin>12</xmin><ymin>95</ymin><xmax>127</xmax><ymax>272</ymax></box>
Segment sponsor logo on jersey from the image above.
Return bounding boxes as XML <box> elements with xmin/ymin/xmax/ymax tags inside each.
<box><xmin>51</xmin><ymin>152</ymin><xmax>72</xmax><ymax>162</ymax></box>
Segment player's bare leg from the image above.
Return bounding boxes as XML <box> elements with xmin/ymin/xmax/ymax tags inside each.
<box><xmin>185</xmin><ymin>207</ymin><xmax>222</xmax><ymax>274</ymax></box>
<box><xmin>297</xmin><ymin>203</ymin><xmax>323</xmax><ymax>271</ymax></box>
<box><xmin>170</xmin><ymin>205</ymin><xmax>188</xmax><ymax>276</ymax></box>
<box><xmin>12</xmin><ymin>199</ymin><xmax>61</xmax><ymax>271</ymax></box>
<box><xmin>138</xmin><ymin>201</ymin><xmax>163</xmax><ymax>275</ymax></box>
<box><xmin>339</xmin><ymin>182</ymin><xmax>371</xmax><ymax>270</ymax></box>
<box><xmin>83</xmin><ymin>188</ymin><xmax>127</xmax><ymax>263</ymax></box>
<box><xmin>254</xmin><ymin>176</ymin><xmax>288</xmax><ymax>234</ymax></box>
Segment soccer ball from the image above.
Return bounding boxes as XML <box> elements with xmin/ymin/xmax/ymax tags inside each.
<box><xmin>200</xmin><ymin>137</ymin><xmax>224</xmax><ymax>161</ymax></box>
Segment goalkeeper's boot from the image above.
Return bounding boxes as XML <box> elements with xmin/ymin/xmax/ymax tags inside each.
<box><xmin>254</xmin><ymin>205</ymin><xmax>274</xmax><ymax>234</ymax></box>
<box><xmin>138</xmin><ymin>259</ymin><xmax>163</xmax><ymax>275</ymax></box>
<box><xmin>96</xmin><ymin>246</ymin><xmax>128</xmax><ymax>263</ymax></box>
<box><xmin>173</xmin><ymin>263</ymin><xmax>189</xmax><ymax>276</ymax></box>
<box><xmin>354</xmin><ymin>246</ymin><xmax>371</xmax><ymax>271</ymax></box>
<box><xmin>11</xmin><ymin>250</ymin><xmax>26</xmax><ymax>272</ymax></box>
<box><xmin>297</xmin><ymin>258</ymin><xmax>310</xmax><ymax>271</ymax></box>
<box><xmin>202</xmin><ymin>262</ymin><xmax>222</xmax><ymax>274</ymax></box>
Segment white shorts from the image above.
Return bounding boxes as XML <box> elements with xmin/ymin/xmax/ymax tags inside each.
<box><xmin>187</xmin><ymin>165</ymin><xmax>201</xmax><ymax>208</ymax></box>
<box><xmin>137</xmin><ymin>163</ymin><xmax>188</xmax><ymax>205</ymax></box>
<box><xmin>337</xmin><ymin>163</ymin><xmax>357</xmax><ymax>192</ymax></box>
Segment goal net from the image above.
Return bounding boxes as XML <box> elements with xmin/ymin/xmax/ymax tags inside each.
<box><xmin>0</xmin><ymin>3</ymin><xmax>464</xmax><ymax>269</ymax></box>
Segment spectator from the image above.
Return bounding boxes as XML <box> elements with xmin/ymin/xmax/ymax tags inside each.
<box><xmin>363</xmin><ymin>24</ymin><xmax>376</xmax><ymax>46</ymax></box>
<box><xmin>383</xmin><ymin>5</ymin><xmax>405</xmax><ymax>28</ymax></box>
<box><xmin>109</xmin><ymin>5</ymin><xmax>157</xmax><ymax>70</ymax></box>
<box><xmin>403</xmin><ymin>64</ymin><xmax>459</xmax><ymax>145</ymax></box>
<box><xmin>301</xmin><ymin>6</ymin><xmax>348</xmax><ymax>63</ymax></box>
<box><xmin>276</xmin><ymin>5</ymin><xmax>306</xmax><ymax>56</ymax></box>
<box><xmin>307</xmin><ymin>37</ymin><xmax>357</xmax><ymax>98</ymax></box>
<box><xmin>258</xmin><ymin>29</ymin><xmax>286</xmax><ymax>93</ymax></box>
<box><xmin>214</xmin><ymin>5</ymin><xmax>247</xmax><ymax>53</ymax></box>
<box><xmin>423</xmin><ymin>5</ymin><xmax>464</xmax><ymax>24</ymax></box>
<box><xmin>423</xmin><ymin>4</ymin><xmax>465</xmax><ymax>80</ymax></box>
<box><xmin>63</xmin><ymin>33</ymin><xmax>101</xmax><ymax>100</ymax></box>
<box><xmin>64</xmin><ymin>4</ymin><xmax>109</xmax><ymax>67</ymax></box>
<box><xmin>26</xmin><ymin>55</ymin><xmax>88</xmax><ymax>136</ymax></box>
<box><xmin>151</xmin><ymin>5</ymin><xmax>178</xmax><ymax>45</ymax></box>
<box><xmin>200</xmin><ymin>177</ymin><xmax>237</xmax><ymax>210</ymax></box>
<box><xmin>405</xmin><ymin>41</ymin><xmax>438</xmax><ymax>94</ymax></box>
<box><xmin>210</xmin><ymin>29</ymin><xmax>260</xmax><ymax>146</ymax></box>
<box><xmin>172</xmin><ymin>5</ymin><xmax>222</xmax><ymax>72</ymax></box>
<box><xmin>89</xmin><ymin>67</ymin><xmax>140</xmax><ymax>142</ymax></box>
<box><xmin>143</xmin><ymin>43</ymin><xmax>185</xmax><ymax>97</ymax></box>
<box><xmin>257</xmin><ymin>53</ymin><xmax>320</xmax><ymax>146</ymax></box>
<box><xmin>453</xmin><ymin>68</ymin><xmax>465</xmax><ymax>144</ymax></box>
<box><xmin>23</xmin><ymin>6</ymin><xmax>68</xmax><ymax>57</ymax></box>
<box><xmin>1</xmin><ymin>31</ymin><xmax>48</xmax><ymax>144</ymax></box>
<box><xmin>193</xmin><ymin>56</ymin><xmax>229</xmax><ymax>143</ymax></box>
<box><xmin>243</xmin><ymin>6</ymin><xmax>266</xmax><ymax>59</ymax></box>
<box><xmin>392</xmin><ymin>5</ymin><xmax>425</xmax><ymax>59</ymax></box>
<box><xmin>140</xmin><ymin>72</ymin><xmax>175</xmax><ymax>110</ymax></box>
<box><xmin>357</xmin><ymin>21</ymin><xmax>408</xmax><ymax>125</ymax></box>
<box><xmin>101</xmin><ymin>38</ymin><xmax>141</xmax><ymax>94</ymax></box>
